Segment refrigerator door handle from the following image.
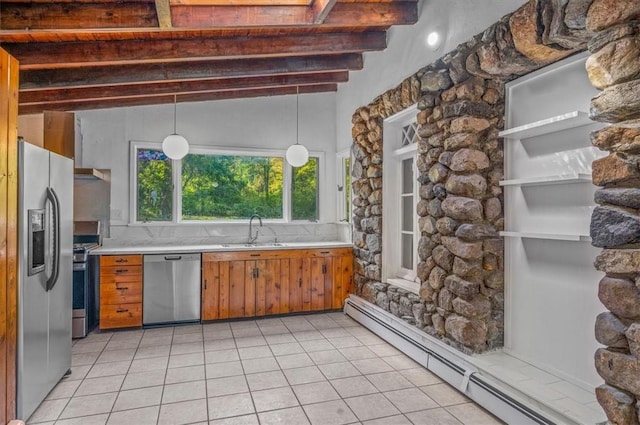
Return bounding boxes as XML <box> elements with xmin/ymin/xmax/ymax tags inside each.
<box><xmin>46</xmin><ymin>187</ymin><xmax>61</xmax><ymax>291</ymax></box>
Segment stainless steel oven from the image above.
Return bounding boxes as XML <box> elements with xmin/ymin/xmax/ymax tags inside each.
<box><xmin>72</xmin><ymin>243</ymin><xmax>98</xmax><ymax>338</ymax></box>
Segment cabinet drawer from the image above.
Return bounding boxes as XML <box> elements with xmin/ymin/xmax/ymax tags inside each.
<box><xmin>100</xmin><ymin>255</ymin><xmax>142</xmax><ymax>267</ymax></box>
<box><xmin>101</xmin><ymin>265</ymin><xmax>142</xmax><ymax>280</ymax></box>
<box><xmin>100</xmin><ymin>304</ymin><xmax>142</xmax><ymax>329</ymax></box>
<box><xmin>101</xmin><ymin>281</ymin><xmax>142</xmax><ymax>305</ymax></box>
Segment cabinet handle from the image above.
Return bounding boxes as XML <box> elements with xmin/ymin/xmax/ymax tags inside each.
<box><xmin>115</xmin><ymin>269</ymin><xmax>127</xmax><ymax>273</ymax></box>
<box><xmin>322</xmin><ymin>264</ymin><xmax>327</xmax><ymax>274</ymax></box>
<box><xmin>116</xmin><ymin>286</ymin><xmax>129</xmax><ymax>291</ymax></box>
<box><xmin>116</xmin><ymin>308</ymin><xmax>129</xmax><ymax>313</ymax></box>
<box><xmin>250</xmin><ymin>254</ymin><xmax>260</xmax><ymax>257</ymax></box>
<box><xmin>115</xmin><ymin>258</ymin><xmax>128</xmax><ymax>263</ymax></box>
<box><xmin>320</xmin><ymin>251</ymin><xmax>330</xmax><ymax>254</ymax></box>
<box><xmin>204</xmin><ymin>279</ymin><xmax>208</xmax><ymax>290</ymax></box>
<box><xmin>253</xmin><ymin>268</ymin><xmax>259</xmax><ymax>279</ymax></box>
<box><xmin>298</xmin><ymin>277</ymin><xmax>302</xmax><ymax>288</ymax></box>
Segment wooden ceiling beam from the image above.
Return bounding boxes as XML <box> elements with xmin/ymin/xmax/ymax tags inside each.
<box><xmin>169</xmin><ymin>2</ymin><xmax>415</xmax><ymax>27</ymax></box>
<box><xmin>4</xmin><ymin>31</ymin><xmax>386</xmax><ymax>69</ymax></box>
<box><xmin>19</xmin><ymin>54</ymin><xmax>363</xmax><ymax>89</ymax></box>
<box><xmin>19</xmin><ymin>71</ymin><xmax>348</xmax><ymax>103</ymax></box>
<box><xmin>0</xmin><ymin>2</ymin><xmax>158</xmax><ymax>30</ymax></box>
<box><xmin>170</xmin><ymin>0</ymin><xmax>310</xmax><ymax>5</ymax></box>
<box><xmin>0</xmin><ymin>25</ymin><xmax>382</xmax><ymax>43</ymax></box>
<box><xmin>0</xmin><ymin>1</ymin><xmax>414</xmax><ymax>29</ymax></box>
<box><xmin>18</xmin><ymin>83</ymin><xmax>337</xmax><ymax>114</ymax></box>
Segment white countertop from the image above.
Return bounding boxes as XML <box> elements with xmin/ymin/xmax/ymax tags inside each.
<box><xmin>91</xmin><ymin>240</ymin><xmax>353</xmax><ymax>255</ymax></box>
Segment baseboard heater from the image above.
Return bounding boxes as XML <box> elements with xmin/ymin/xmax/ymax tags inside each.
<box><xmin>344</xmin><ymin>295</ymin><xmax>560</xmax><ymax>425</ymax></box>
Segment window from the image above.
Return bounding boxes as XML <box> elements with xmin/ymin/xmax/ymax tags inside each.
<box><xmin>181</xmin><ymin>154</ymin><xmax>284</xmax><ymax>220</ymax></box>
<box><xmin>291</xmin><ymin>157</ymin><xmax>319</xmax><ymax>221</ymax></box>
<box><xmin>336</xmin><ymin>149</ymin><xmax>351</xmax><ymax>222</ymax></box>
<box><xmin>131</xmin><ymin>142</ymin><xmax>321</xmax><ymax>223</ymax></box>
<box><xmin>136</xmin><ymin>149</ymin><xmax>173</xmax><ymax>222</ymax></box>
<box><xmin>382</xmin><ymin>105</ymin><xmax>420</xmax><ymax>293</ymax></box>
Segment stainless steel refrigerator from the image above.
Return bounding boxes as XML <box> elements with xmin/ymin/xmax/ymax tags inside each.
<box><xmin>17</xmin><ymin>140</ymin><xmax>73</xmax><ymax>420</ymax></box>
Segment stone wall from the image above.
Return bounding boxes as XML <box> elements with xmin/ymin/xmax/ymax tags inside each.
<box><xmin>351</xmin><ymin>0</ymin><xmax>590</xmax><ymax>354</ymax></box>
<box><xmin>586</xmin><ymin>1</ymin><xmax>640</xmax><ymax>424</ymax></box>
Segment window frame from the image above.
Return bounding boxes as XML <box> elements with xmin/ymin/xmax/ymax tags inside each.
<box><xmin>129</xmin><ymin>140</ymin><xmax>324</xmax><ymax>224</ymax></box>
<box><xmin>381</xmin><ymin>105</ymin><xmax>420</xmax><ymax>294</ymax></box>
<box><xmin>336</xmin><ymin>148</ymin><xmax>351</xmax><ymax>223</ymax></box>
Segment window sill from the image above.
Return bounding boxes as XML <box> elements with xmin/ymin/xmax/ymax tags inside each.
<box><xmin>126</xmin><ymin>220</ymin><xmax>330</xmax><ymax>227</ymax></box>
<box><xmin>387</xmin><ymin>278</ymin><xmax>420</xmax><ymax>295</ymax></box>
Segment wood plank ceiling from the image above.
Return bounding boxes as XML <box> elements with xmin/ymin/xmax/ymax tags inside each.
<box><xmin>0</xmin><ymin>0</ymin><xmax>418</xmax><ymax>114</ymax></box>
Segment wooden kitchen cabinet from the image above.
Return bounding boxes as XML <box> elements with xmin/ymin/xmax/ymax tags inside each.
<box><xmin>202</xmin><ymin>251</ymin><xmax>289</xmax><ymax>320</ymax></box>
<box><xmin>308</xmin><ymin>248</ymin><xmax>354</xmax><ymax>311</ymax></box>
<box><xmin>202</xmin><ymin>248</ymin><xmax>354</xmax><ymax>321</ymax></box>
<box><xmin>99</xmin><ymin>254</ymin><xmax>143</xmax><ymax>329</ymax></box>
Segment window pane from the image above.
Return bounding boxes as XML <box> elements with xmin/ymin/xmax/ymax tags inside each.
<box><xmin>402</xmin><ymin>195</ymin><xmax>413</xmax><ymax>232</ymax></box>
<box><xmin>344</xmin><ymin>157</ymin><xmax>351</xmax><ymax>221</ymax></box>
<box><xmin>292</xmin><ymin>157</ymin><xmax>319</xmax><ymax>221</ymax></box>
<box><xmin>181</xmin><ymin>154</ymin><xmax>283</xmax><ymax>220</ymax></box>
<box><xmin>401</xmin><ymin>122</ymin><xmax>417</xmax><ymax>147</ymax></box>
<box><xmin>401</xmin><ymin>233</ymin><xmax>413</xmax><ymax>269</ymax></box>
<box><xmin>137</xmin><ymin>149</ymin><xmax>173</xmax><ymax>222</ymax></box>
<box><xmin>402</xmin><ymin>158</ymin><xmax>413</xmax><ymax>194</ymax></box>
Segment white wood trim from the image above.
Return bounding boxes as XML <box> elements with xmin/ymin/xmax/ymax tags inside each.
<box><xmin>498</xmin><ymin>111</ymin><xmax>594</xmax><ymax>140</ymax></box>
<box><xmin>500</xmin><ymin>231</ymin><xmax>591</xmax><ymax>242</ymax></box>
<box><xmin>499</xmin><ymin>173</ymin><xmax>591</xmax><ymax>187</ymax></box>
<box><xmin>382</xmin><ymin>104</ymin><xmax>418</xmax><ymax>284</ymax></box>
<box><xmin>387</xmin><ymin>277</ymin><xmax>420</xmax><ymax>294</ymax></box>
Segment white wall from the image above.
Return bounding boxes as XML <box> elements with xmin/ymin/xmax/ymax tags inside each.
<box><xmin>335</xmin><ymin>0</ymin><xmax>525</xmax><ymax>151</ymax></box>
<box><xmin>76</xmin><ymin>92</ymin><xmax>337</xmax><ymax>225</ymax></box>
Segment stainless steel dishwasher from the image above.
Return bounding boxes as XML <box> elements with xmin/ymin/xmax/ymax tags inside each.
<box><xmin>143</xmin><ymin>253</ymin><xmax>201</xmax><ymax>325</ymax></box>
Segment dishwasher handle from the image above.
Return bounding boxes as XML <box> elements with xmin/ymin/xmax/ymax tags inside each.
<box><xmin>144</xmin><ymin>253</ymin><xmax>201</xmax><ymax>263</ymax></box>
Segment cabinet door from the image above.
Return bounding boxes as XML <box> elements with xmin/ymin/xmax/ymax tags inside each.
<box><xmin>253</xmin><ymin>259</ymin><xmax>266</xmax><ymax>316</ymax></box>
<box><xmin>263</xmin><ymin>259</ymin><xmax>286</xmax><ymax>315</ymax></box>
<box><xmin>331</xmin><ymin>252</ymin><xmax>354</xmax><ymax>309</ymax></box>
<box><xmin>202</xmin><ymin>260</ymin><xmax>220</xmax><ymax>321</ymax></box>
<box><xmin>289</xmin><ymin>257</ymin><xmax>311</xmax><ymax>312</ymax></box>
<box><xmin>226</xmin><ymin>260</ymin><xmax>246</xmax><ymax>318</ymax></box>
<box><xmin>310</xmin><ymin>257</ymin><xmax>325</xmax><ymax>311</ymax></box>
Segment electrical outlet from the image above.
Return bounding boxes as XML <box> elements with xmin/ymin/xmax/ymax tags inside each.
<box><xmin>110</xmin><ymin>209</ymin><xmax>122</xmax><ymax>220</ymax></box>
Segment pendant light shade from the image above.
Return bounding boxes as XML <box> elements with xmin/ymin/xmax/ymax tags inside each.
<box><xmin>162</xmin><ymin>95</ymin><xmax>189</xmax><ymax>160</ymax></box>
<box><xmin>162</xmin><ymin>134</ymin><xmax>189</xmax><ymax>160</ymax></box>
<box><xmin>285</xmin><ymin>86</ymin><xmax>309</xmax><ymax>168</ymax></box>
<box><xmin>286</xmin><ymin>143</ymin><xmax>309</xmax><ymax>167</ymax></box>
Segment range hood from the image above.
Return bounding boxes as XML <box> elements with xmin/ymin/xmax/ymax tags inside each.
<box><xmin>74</xmin><ymin>168</ymin><xmax>108</xmax><ymax>180</ymax></box>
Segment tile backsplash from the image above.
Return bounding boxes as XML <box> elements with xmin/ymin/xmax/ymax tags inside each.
<box><xmin>106</xmin><ymin>222</ymin><xmax>351</xmax><ymax>247</ymax></box>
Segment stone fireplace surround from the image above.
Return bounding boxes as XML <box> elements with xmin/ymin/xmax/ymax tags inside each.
<box><xmin>349</xmin><ymin>0</ymin><xmax>640</xmax><ymax>422</ymax></box>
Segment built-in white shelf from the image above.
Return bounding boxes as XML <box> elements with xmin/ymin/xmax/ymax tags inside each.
<box><xmin>499</xmin><ymin>111</ymin><xmax>594</xmax><ymax>140</ymax></box>
<box><xmin>500</xmin><ymin>173</ymin><xmax>591</xmax><ymax>187</ymax></box>
<box><xmin>500</xmin><ymin>231</ymin><xmax>591</xmax><ymax>242</ymax></box>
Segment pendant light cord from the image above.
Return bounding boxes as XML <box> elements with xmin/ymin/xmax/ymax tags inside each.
<box><xmin>173</xmin><ymin>94</ymin><xmax>177</xmax><ymax>135</ymax></box>
<box><xmin>296</xmin><ymin>86</ymin><xmax>299</xmax><ymax>146</ymax></box>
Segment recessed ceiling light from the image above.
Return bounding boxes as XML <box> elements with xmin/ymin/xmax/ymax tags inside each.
<box><xmin>426</xmin><ymin>31</ymin><xmax>441</xmax><ymax>49</ymax></box>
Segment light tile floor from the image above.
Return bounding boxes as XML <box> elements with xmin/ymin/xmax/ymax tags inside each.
<box><xmin>27</xmin><ymin>312</ymin><xmax>503</xmax><ymax>425</ymax></box>
<box><xmin>471</xmin><ymin>351</ymin><xmax>606</xmax><ymax>424</ymax></box>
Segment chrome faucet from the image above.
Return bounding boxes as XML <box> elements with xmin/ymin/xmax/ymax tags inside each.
<box><xmin>248</xmin><ymin>214</ymin><xmax>263</xmax><ymax>244</ymax></box>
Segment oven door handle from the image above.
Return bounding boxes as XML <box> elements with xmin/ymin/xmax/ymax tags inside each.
<box><xmin>73</xmin><ymin>263</ymin><xmax>87</xmax><ymax>271</ymax></box>
<box><xmin>46</xmin><ymin>187</ymin><xmax>61</xmax><ymax>291</ymax></box>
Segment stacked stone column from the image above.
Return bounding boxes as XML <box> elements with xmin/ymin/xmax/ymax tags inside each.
<box><xmin>415</xmin><ymin>74</ymin><xmax>506</xmax><ymax>352</ymax></box>
<box><xmin>585</xmin><ymin>1</ymin><xmax>640</xmax><ymax>423</ymax></box>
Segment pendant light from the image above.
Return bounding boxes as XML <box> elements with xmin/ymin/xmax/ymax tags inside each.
<box><xmin>162</xmin><ymin>94</ymin><xmax>189</xmax><ymax>160</ymax></box>
<box><xmin>285</xmin><ymin>86</ymin><xmax>309</xmax><ymax>167</ymax></box>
